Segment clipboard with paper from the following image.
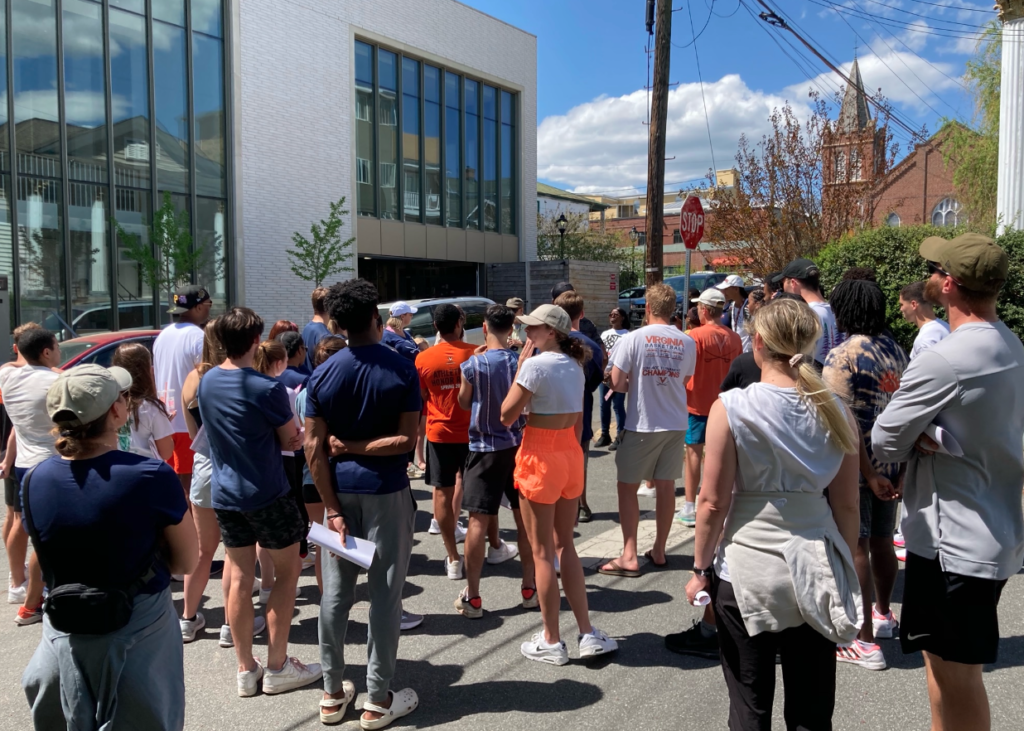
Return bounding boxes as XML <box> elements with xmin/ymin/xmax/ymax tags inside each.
<box><xmin>307</xmin><ymin>522</ymin><xmax>376</xmax><ymax>570</ymax></box>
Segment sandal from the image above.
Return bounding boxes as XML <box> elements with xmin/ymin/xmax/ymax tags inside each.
<box><xmin>578</xmin><ymin>505</ymin><xmax>593</xmax><ymax>523</ymax></box>
<box><xmin>644</xmin><ymin>550</ymin><xmax>668</xmax><ymax>568</ymax></box>
<box><xmin>597</xmin><ymin>560</ymin><xmax>641</xmax><ymax>578</ymax></box>
<box><xmin>320</xmin><ymin>680</ymin><xmax>355</xmax><ymax>726</ymax></box>
<box><xmin>360</xmin><ymin>688</ymin><xmax>419</xmax><ymax>730</ymax></box>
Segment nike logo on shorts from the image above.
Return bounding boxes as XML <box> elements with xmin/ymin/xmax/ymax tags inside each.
<box><xmin>907</xmin><ymin>633</ymin><xmax>930</xmax><ymax>641</ymax></box>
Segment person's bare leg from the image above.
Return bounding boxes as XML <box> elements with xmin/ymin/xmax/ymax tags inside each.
<box><xmin>222</xmin><ymin>553</ymin><xmax>234</xmax><ymax>621</ymax></box>
<box><xmin>486</xmin><ymin>514</ymin><xmax>501</xmax><ymax>550</ymax></box>
<box><xmin>182</xmin><ymin>506</ymin><xmax>221</xmax><ymax>618</ymax></box>
<box><xmin>453</xmin><ymin>471</ymin><xmax>464</xmax><ymax>523</ymax></box>
<box><xmin>307</xmin><ymin>501</ymin><xmax>325</xmax><ymax>593</ymax></box>
<box><xmin>520</xmin><ymin>499</ymin><xmax>559</xmax><ymax>643</ymax></box>
<box><xmin>5</xmin><ymin>513</ymin><xmax>27</xmax><ymax>587</ymax></box>
<box><xmin>854</xmin><ymin>537</ymin><xmax>875</xmax><ymax>643</ymax></box>
<box><xmin>601</xmin><ymin>481</ymin><xmax>641</xmax><ymax>572</ymax></box>
<box><xmin>925</xmin><ymin>652</ymin><xmax>990</xmax><ymax>731</ymax></box>
<box><xmin>414</xmin><ymin>417</ymin><xmax>426</xmax><ymax>470</ymax></box>
<box><xmin>177</xmin><ymin>473</ymin><xmax>192</xmax><ymax>503</ymax></box>
<box><xmin>649</xmin><ymin>479</ymin><xmax>675</xmax><ymax>564</ymax></box>
<box><xmin>264</xmin><ymin>544</ymin><xmax>301</xmax><ymax>671</ymax></box>
<box><xmin>2</xmin><ymin>506</ymin><xmax>11</xmax><ymax>547</ymax></box>
<box><xmin>23</xmin><ymin>552</ymin><xmax>43</xmax><ymax>609</ymax></box>
<box><xmin>464</xmin><ymin>513</ymin><xmax>488</xmax><ymax>598</ymax></box>
<box><xmin>512</xmin><ymin>508</ymin><xmax>535</xmax><ymax>589</ymax></box>
<box><xmin>433</xmin><ymin>486</ymin><xmax>460</xmax><ymax>563</ymax></box>
<box><xmin>684</xmin><ymin>445</ymin><xmax>702</xmax><ymax>505</ymax></box>
<box><xmin>257</xmin><ymin>545</ymin><xmax>274</xmax><ymax>591</ymax></box>
<box><xmin>224</xmin><ymin>546</ymin><xmax>258</xmax><ymax>672</ymax></box>
<box><xmin>869</xmin><ymin>535</ymin><xmax>898</xmax><ymax>616</ymax></box>
<box><xmin>554</xmin><ymin>497</ymin><xmax>593</xmax><ymax>636</ymax></box>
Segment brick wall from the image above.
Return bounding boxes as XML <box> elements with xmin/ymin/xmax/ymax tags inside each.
<box><xmin>872</xmin><ymin>139</ymin><xmax>957</xmax><ymax>227</ymax></box>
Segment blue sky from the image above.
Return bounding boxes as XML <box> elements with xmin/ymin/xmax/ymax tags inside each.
<box><xmin>462</xmin><ymin>0</ymin><xmax>994</xmax><ymax>195</ymax></box>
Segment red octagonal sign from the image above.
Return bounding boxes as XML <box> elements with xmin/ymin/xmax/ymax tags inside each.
<box><xmin>680</xmin><ymin>195</ymin><xmax>705</xmax><ymax>251</ymax></box>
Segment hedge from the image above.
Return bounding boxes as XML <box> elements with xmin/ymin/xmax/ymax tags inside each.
<box><xmin>817</xmin><ymin>225</ymin><xmax>1024</xmax><ymax>354</ymax></box>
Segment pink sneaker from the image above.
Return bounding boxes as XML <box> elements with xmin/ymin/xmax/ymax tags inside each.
<box><xmin>837</xmin><ymin>640</ymin><xmax>886</xmax><ymax>670</ymax></box>
<box><xmin>893</xmin><ymin>532</ymin><xmax>905</xmax><ymax>549</ymax></box>
<box><xmin>871</xmin><ymin>607</ymin><xmax>899</xmax><ymax>639</ymax></box>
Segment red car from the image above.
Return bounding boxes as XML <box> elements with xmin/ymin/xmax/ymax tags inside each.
<box><xmin>57</xmin><ymin>331</ymin><xmax>162</xmax><ymax>370</ymax></box>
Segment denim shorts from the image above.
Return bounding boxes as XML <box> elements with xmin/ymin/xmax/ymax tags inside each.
<box><xmin>859</xmin><ymin>486</ymin><xmax>898</xmax><ymax>538</ymax></box>
<box><xmin>686</xmin><ymin>414</ymin><xmax>709</xmax><ymax>445</ymax></box>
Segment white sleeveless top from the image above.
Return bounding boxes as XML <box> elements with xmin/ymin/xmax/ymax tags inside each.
<box><xmin>515</xmin><ymin>351</ymin><xmax>584</xmax><ymax>415</ymax></box>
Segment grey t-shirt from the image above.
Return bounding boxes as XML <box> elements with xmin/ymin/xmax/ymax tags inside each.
<box><xmin>872</xmin><ymin>321</ymin><xmax>1024</xmax><ymax>580</ymax></box>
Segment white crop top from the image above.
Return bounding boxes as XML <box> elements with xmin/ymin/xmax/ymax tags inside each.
<box><xmin>515</xmin><ymin>351</ymin><xmax>584</xmax><ymax>415</ymax></box>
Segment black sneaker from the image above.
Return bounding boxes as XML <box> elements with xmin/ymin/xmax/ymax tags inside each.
<box><xmin>665</xmin><ymin>621</ymin><xmax>719</xmax><ymax>659</ymax></box>
<box><xmin>593</xmin><ymin>433</ymin><xmax>612</xmax><ymax>448</ymax></box>
<box><xmin>608</xmin><ymin>435</ymin><xmax>622</xmax><ymax>452</ymax></box>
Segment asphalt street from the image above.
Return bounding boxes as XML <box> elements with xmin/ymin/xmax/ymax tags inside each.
<box><xmin>3</xmin><ymin>439</ymin><xmax>1024</xmax><ymax>731</ymax></box>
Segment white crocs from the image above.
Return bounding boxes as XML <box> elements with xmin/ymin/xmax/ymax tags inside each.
<box><xmin>360</xmin><ymin>688</ymin><xmax>418</xmax><ymax>730</ymax></box>
<box><xmin>320</xmin><ymin>679</ymin><xmax>356</xmax><ymax>726</ymax></box>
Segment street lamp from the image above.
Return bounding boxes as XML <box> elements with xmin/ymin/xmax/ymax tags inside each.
<box><xmin>556</xmin><ymin>213</ymin><xmax>568</xmax><ymax>259</ymax></box>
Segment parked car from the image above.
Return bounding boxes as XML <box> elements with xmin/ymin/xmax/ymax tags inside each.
<box><xmin>377</xmin><ymin>296</ymin><xmax>496</xmax><ymax>346</ymax></box>
<box><xmin>57</xmin><ymin>330</ymin><xmax>162</xmax><ymax>370</ymax></box>
<box><xmin>42</xmin><ymin>301</ymin><xmax>157</xmax><ymax>341</ymax></box>
<box><xmin>624</xmin><ymin>271</ymin><xmax>731</xmax><ymax>326</ymax></box>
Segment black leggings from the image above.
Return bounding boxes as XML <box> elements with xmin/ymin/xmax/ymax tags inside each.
<box><xmin>711</xmin><ymin>576</ymin><xmax>837</xmax><ymax>731</ymax></box>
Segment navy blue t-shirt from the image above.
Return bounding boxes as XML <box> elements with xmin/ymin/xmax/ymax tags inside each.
<box><xmin>302</xmin><ymin>321</ymin><xmax>332</xmax><ymax>372</ymax></box>
<box><xmin>570</xmin><ymin>330</ymin><xmax>604</xmax><ymax>443</ymax></box>
<box><xmin>277</xmin><ymin>365</ymin><xmax>308</xmax><ymax>390</ymax></box>
<box><xmin>198</xmin><ymin>366</ymin><xmax>294</xmax><ymax>511</ymax></box>
<box><xmin>25</xmin><ymin>451</ymin><xmax>187</xmax><ymax>594</ymax></box>
<box><xmin>305</xmin><ymin>343</ymin><xmax>422</xmax><ymax>495</ymax></box>
<box><xmin>381</xmin><ymin>327</ymin><xmax>419</xmax><ymax>362</ymax></box>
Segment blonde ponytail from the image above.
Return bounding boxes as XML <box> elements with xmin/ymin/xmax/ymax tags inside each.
<box><xmin>794</xmin><ymin>361</ymin><xmax>858</xmax><ymax>454</ymax></box>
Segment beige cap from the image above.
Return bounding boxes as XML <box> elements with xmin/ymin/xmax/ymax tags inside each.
<box><xmin>691</xmin><ymin>288</ymin><xmax>726</xmax><ymax>307</ymax></box>
<box><xmin>506</xmin><ymin>297</ymin><xmax>525</xmax><ymax>309</ymax></box>
<box><xmin>516</xmin><ymin>304</ymin><xmax>572</xmax><ymax>335</ymax></box>
<box><xmin>47</xmin><ymin>364</ymin><xmax>132</xmax><ymax>428</ymax></box>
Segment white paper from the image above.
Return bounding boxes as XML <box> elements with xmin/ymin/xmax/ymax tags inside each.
<box><xmin>924</xmin><ymin>423</ymin><xmax>963</xmax><ymax>458</ymax></box>
<box><xmin>307</xmin><ymin>521</ymin><xmax>376</xmax><ymax>570</ymax></box>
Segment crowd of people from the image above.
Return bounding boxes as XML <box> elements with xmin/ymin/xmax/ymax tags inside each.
<box><xmin>1</xmin><ymin>231</ymin><xmax>1022</xmax><ymax>731</ymax></box>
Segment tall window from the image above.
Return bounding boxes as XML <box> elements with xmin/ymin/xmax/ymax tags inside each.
<box><xmin>931</xmin><ymin>198</ymin><xmax>962</xmax><ymax>227</ymax></box>
<box><xmin>500</xmin><ymin>91</ymin><xmax>515</xmax><ymax>234</ymax></box>
<box><xmin>355</xmin><ymin>42</ymin><xmax>375</xmax><ymax>217</ymax></box>
<box><xmin>465</xmin><ymin>80</ymin><xmax>480</xmax><ymax>229</ymax></box>
<box><xmin>444</xmin><ymin>72</ymin><xmax>461</xmax><ymax>227</ymax></box>
<box><xmin>886</xmin><ymin>212</ymin><xmax>901</xmax><ymax>227</ymax></box>
<box><xmin>834</xmin><ymin>151</ymin><xmax>847</xmax><ymax>183</ymax></box>
<box><xmin>482</xmin><ymin>85</ymin><xmax>497</xmax><ymax>232</ymax></box>
<box><xmin>402</xmin><ymin>58</ymin><xmax>421</xmax><ymax>222</ymax></box>
<box><xmin>424</xmin><ymin>65</ymin><xmax>441</xmax><ymax>226</ymax></box>
<box><xmin>850</xmin><ymin>148</ymin><xmax>862</xmax><ymax>181</ymax></box>
<box><xmin>378</xmin><ymin>50</ymin><xmax>399</xmax><ymax>220</ymax></box>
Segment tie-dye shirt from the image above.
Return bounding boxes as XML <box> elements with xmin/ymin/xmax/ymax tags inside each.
<box><xmin>823</xmin><ymin>332</ymin><xmax>909</xmax><ymax>482</ymax></box>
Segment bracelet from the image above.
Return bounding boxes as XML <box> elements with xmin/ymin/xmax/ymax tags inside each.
<box><xmin>326</xmin><ymin>513</ymin><xmax>342</xmax><ymax>521</ymax></box>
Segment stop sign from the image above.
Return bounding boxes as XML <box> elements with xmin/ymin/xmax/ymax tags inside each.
<box><xmin>679</xmin><ymin>195</ymin><xmax>705</xmax><ymax>250</ymax></box>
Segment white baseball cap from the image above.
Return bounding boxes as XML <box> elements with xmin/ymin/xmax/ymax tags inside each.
<box><xmin>389</xmin><ymin>301</ymin><xmax>418</xmax><ymax>317</ymax></box>
<box><xmin>715</xmin><ymin>274</ymin><xmax>746</xmax><ymax>290</ymax></box>
<box><xmin>691</xmin><ymin>289</ymin><xmax>727</xmax><ymax>307</ymax></box>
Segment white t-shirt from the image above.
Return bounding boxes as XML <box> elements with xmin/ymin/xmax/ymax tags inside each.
<box><xmin>600</xmin><ymin>328</ymin><xmax>629</xmax><ymax>372</ymax></box>
<box><xmin>608</xmin><ymin>324</ymin><xmax>697</xmax><ymax>433</ymax></box>
<box><xmin>910</xmin><ymin>318</ymin><xmax>950</xmax><ymax>360</ymax></box>
<box><xmin>808</xmin><ymin>301</ymin><xmax>840</xmax><ymax>364</ymax></box>
<box><xmin>515</xmin><ymin>351</ymin><xmax>584</xmax><ymax>415</ymax></box>
<box><xmin>0</xmin><ymin>365</ymin><xmax>60</xmax><ymax>468</ymax></box>
<box><xmin>153</xmin><ymin>323</ymin><xmax>205</xmax><ymax>433</ymax></box>
<box><xmin>119</xmin><ymin>400</ymin><xmax>175</xmax><ymax>459</ymax></box>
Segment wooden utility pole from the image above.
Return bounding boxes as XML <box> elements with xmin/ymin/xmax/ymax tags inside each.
<box><xmin>644</xmin><ymin>0</ymin><xmax>671</xmax><ymax>287</ymax></box>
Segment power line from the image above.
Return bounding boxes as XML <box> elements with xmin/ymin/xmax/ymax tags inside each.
<box><xmin>848</xmin><ymin>0</ymin><xmax>990</xmax><ymax>28</ymax></box>
<box><xmin>800</xmin><ymin>0</ymin><xmax>994</xmax><ymax>40</ymax></box>
<box><xmin>905</xmin><ymin>0</ymin><xmax>992</xmax><ymax>13</ymax></box>
<box><xmin>686</xmin><ymin>0</ymin><xmax>719</xmax><ymax>175</ymax></box>
<box><xmin>673</xmin><ymin>0</ymin><xmax>715</xmax><ymax>49</ymax></box>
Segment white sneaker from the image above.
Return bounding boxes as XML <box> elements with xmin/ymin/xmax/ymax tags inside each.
<box><xmin>445</xmin><ymin>557</ymin><xmax>464</xmax><ymax>580</ymax></box>
<box><xmin>301</xmin><ymin>552</ymin><xmax>316</xmax><ymax>571</ymax></box>
<box><xmin>428</xmin><ymin>518</ymin><xmax>442</xmax><ymax>535</ymax></box>
<box><xmin>636</xmin><ymin>483</ymin><xmax>657</xmax><ymax>498</ymax></box>
<box><xmin>237</xmin><ymin>658</ymin><xmax>264</xmax><ymax>698</ymax></box>
<box><xmin>251</xmin><ymin>577</ymin><xmax>261</xmax><ymax>595</ymax></box>
<box><xmin>486</xmin><ymin>540</ymin><xmax>519</xmax><ymax>565</ymax></box>
<box><xmin>521</xmin><ymin>633</ymin><xmax>569</xmax><ymax>665</ymax></box>
<box><xmin>7</xmin><ymin>581</ymin><xmax>27</xmax><ymax>605</ymax></box>
<box><xmin>836</xmin><ymin>640</ymin><xmax>887</xmax><ymax>670</ymax></box>
<box><xmin>180</xmin><ymin>612</ymin><xmax>206</xmax><ymax>643</ymax></box>
<box><xmin>258</xmin><ymin>584</ymin><xmax>302</xmax><ymax>604</ymax></box>
<box><xmin>263</xmin><ymin>656</ymin><xmax>323</xmax><ymax>695</ymax></box>
<box><xmin>578</xmin><ymin>627</ymin><xmax>618</xmax><ymax>658</ymax></box>
<box><xmin>455</xmin><ymin>521</ymin><xmax>467</xmax><ymax>544</ymax></box>
<box><xmin>872</xmin><ymin>607</ymin><xmax>900</xmax><ymax>639</ymax></box>
<box><xmin>219</xmin><ymin>616</ymin><xmax>267</xmax><ymax>648</ymax></box>
<box><xmin>400</xmin><ymin>610</ymin><xmax>424</xmax><ymax>631</ymax></box>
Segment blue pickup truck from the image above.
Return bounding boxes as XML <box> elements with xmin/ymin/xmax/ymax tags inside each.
<box><xmin>619</xmin><ymin>271</ymin><xmax>731</xmax><ymax>327</ymax></box>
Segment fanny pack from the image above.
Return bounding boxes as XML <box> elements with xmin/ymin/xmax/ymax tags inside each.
<box><xmin>21</xmin><ymin>465</ymin><xmax>159</xmax><ymax>635</ymax></box>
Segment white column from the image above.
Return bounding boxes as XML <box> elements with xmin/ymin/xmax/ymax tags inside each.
<box><xmin>997</xmin><ymin>7</ymin><xmax>1024</xmax><ymax>234</ymax></box>
<box><xmin>90</xmin><ymin>197</ymin><xmax>107</xmax><ymax>293</ymax></box>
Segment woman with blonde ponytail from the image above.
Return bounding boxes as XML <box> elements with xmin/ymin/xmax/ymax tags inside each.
<box><xmin>684</xmin><ymin>297</ymin><xmax>861</xmax><ymax>730</ymax></box>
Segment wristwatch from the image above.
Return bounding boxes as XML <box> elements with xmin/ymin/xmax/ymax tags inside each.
<box><xmin>692</xmin><ymin>566</ymin><xmax>712</xmax><ymax>578</ymax></box>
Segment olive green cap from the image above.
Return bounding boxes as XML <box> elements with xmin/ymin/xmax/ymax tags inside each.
<box><xmin>919</xmin><ymin>233</ymin><xmax>1008</xmax><ymax>293</ymax></box>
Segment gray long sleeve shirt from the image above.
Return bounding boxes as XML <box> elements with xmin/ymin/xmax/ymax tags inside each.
<box><xmin>872</xmin><ymin>321</ymin><xmax>1024</xmax><ymax>581</ymax></box>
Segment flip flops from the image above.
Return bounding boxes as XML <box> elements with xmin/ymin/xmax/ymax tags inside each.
<box><xmin>320</xmin><ymin>680</ymin><xmax>356</xmax><ymax>726</ymax></box>
<box><xmin>644</xmin><ymin>550</ymin><xmax>668</xmax><ymax>568</ymax></box>
<box><xmin>360</xmin><ymin>688</ymin><xmax>419</xmax><ymax>730</ymax></box>
<box><xmin>597</xmin><ymin>560</ymin><xmax>642</xmax><ymax>578</ymax></box>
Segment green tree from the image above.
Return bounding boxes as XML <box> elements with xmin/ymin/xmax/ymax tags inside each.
<box><xmin>942</xmin><ymin>22</ymin><xmax>1001</xmax><ymax>234</ymax></box>
<box><xmin>536</xmin><ymin>211</ymin><xmax>629</xmax><ymax>262</ymax></box>
<box><xmin>287</xmin><ymin>197</ymin><xmax>355</xmax><ymax>287</ymax></box>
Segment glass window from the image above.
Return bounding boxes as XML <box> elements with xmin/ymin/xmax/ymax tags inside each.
<box><xmin>110</xmin><ymin>0</ymin><xmax>145</xmax><ymax>14</ymax></box>
<box><xmin>402</xmin><ymin>58</ymin><xmax>420</xmax><ymax>222</ymax></box>
<box><xmin>464</xmin><ymin>80</ymin><xmax>479</xmax><ymax>229</ymax></box>
<box><xmin>153</xmin><ymin>21</ymin><xmax>189</xmax><ymax>193</ymax></box>
<box><xmin>114</xmin><ymin>187</ymin><xmax>155</xmax><ymax>328</ymax></box>
<box><xmin>64</xmin><ymin>0</ymin><xmax>108</xmax><ymax>184</ymax></box>
<box><xmin>424</xmin><ymin>65</ymin><xmax>441</xmax><ymax>226</ymax></box>
<box><xmin>931</xmin><ymin>198</ymin><xmax>962</xmax><ymax>227</ymax></box>
<box><xmin>355</xmin><ymin>42</ymin><xmax>374</xmax><ymax>216</ymax></box>
<box><xmin>68</xmin><ymin>182</ymin><xmax>112</xmax><ymax>333</ymax></box>
<box><xmin>482</xmin><ymin>86</ymin><xmax>497</xmax><ymax>232</ymax></box>
<box><xmin>0</xmin><ymin>176</ymin><xmax>12</xmax><ymax>333</ymax></box>
<box><xmin>886</xmin><ymin>212</ymin><xmax>900</xmax><ymax>227</ymax></box>
<box><xmin>444</xmin><ymin>72</ymin><xmax>460</xmax><ymax>227</ymax></box>
<box><xmin>193</xmin><ymin>33</ymin><xmax>225</xmax><ymax>197</ymax></box>
<box><xmin>153</xmin><ymin>0</ymin><xmax>185</xmax><ymax>26</ymax></box>
<box><xmin>18</xmin><ymin>177</ymin><xmax>66</xmax><ymax>333</ymax></box>
<box><xmin>378</xmin><ymin>50</ymin><xmax>398</xmax><ymax>220</ymax></box>
<box><xmin>191</xmin><ymin>0</ymin><xmax>222</xmax><ymax>38</ymax></box>
<box><xmin>500</xmin><ymin>91</ymin><xmax>514</xmax><ymax>235</ymax></box>
<box><xmin>0</xmin><ymin>10</ymin><xmax>7</xmax><ymax>174</ymax></box>
<box><xmin>195</xmin><ymin>197</ymin><xmax>227</xmax><ymax>314</ymax></box>
<box><xmin>13</xmin><ymin>0</ymin><xmax>61</xmax><ymax>178</ymax></box>
<box><xmin>109</xmin><ymin>8</ymin><xmax>151</xmax><ymax>190</ymax></box>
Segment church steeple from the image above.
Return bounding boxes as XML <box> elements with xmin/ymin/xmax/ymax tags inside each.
<box><xmin>837</xmin><ymin>55</ymin><xmax>871</xmax><ymax>133</ymax></box>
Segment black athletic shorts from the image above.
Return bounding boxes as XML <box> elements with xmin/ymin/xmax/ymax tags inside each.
<box><xmin>425</xmin><ymin>441</ymin><xmax>469</xmax><ymax>488</ymax></box>
<box><xmin>214</xmin><ymin>492</ymin><xmax>307</xmax><ymax>550</ymax></box>
<box><xmin>462</xmin><ymin>446</ymin><xmax>519</xmax><ymax>515</ymax></box>
<box><xmin>900</xmin><ymin>551</ymin><xmax>1007</xmax><ymax>665</ymax></box>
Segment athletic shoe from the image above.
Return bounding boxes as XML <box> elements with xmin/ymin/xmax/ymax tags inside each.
<box><xmin>237</xmin><ymin>658</ymin><xmax>265</xmax><ymax>698</ymax></box>
<box><xmin>836</xmin><ymin>640</ymin><xmax>887</xmax><ymax>670</ymax></box>
<box><xmin>674</xmin><ymin>510</ymin><xmax>696</xmax><ymax>528</ymax></box>
<box><xmin>259</xmin><ymin>584</ymin><xmax>302</xmax><ymax>604</ymax></box>
<box><xmin>608</xmin><ymin>434</ymin><xmax>622</xmax><ymax>452</ymax></box>
<box><xmin>7</xmin><ymin>581</ymin><xmax>27</xmax><ymax>605</ymax></box>
<box><xmin>593</xmin><ymin>433</ymin><xmax>612</xmax><ymax>448</ymax></box>
<box><xmin>219</xmin><ymin>615</ymin><xmax>267</xmax><ymax>648</ymax></box>
<box><xmin>180</xmin><ymin>612</ymin><xmax>206</xmax><ymax>643</ymax></box>
<box><xmin>578</xmin><ymin>505</ymin><xmax>593</xmax><ymax>523</ymax></box>
<box><xmin>301</xmin><ymin>552</ymin><xmax>316</xmax><ymax>571</ymax></box>
<box><xmin>521</xmin><ymin>633</ymin><xmax>568</xmax><ymax>665</ymax></box>
<box><xmin>637</xmin><ymin>483</ymin><xmax>656</xmax><ymax>498</ymax></box>
<box><xmin>445</xmin><ymin>557</ymin><xmax>464</xmax><ymax>580</ymax></box>
<box><xmin>872</xmin><ymin>607</ymin><xmax>899</xmax><ymax>639</ymax></box>
<box><xmin>251</xmin><ymin>577</ymin><xmax>262</xmax><ymax>595</ymax></box>
<box><xmin>262</xmin><ymin>656</ymin><xmax>323</xmax><ymax>695</ymax></box>
<box><xmin>893</xmin><ymin>531</ymin><xmax>905</xmax><ymax>549</ymax></box>
<box><xmin>521</xmin><ymin>587</ymin><xmax>539</xmax><ymax>609</ymax></box>
<box><xmin>486</xmin><ymin>540</ymin><xmax>519</xmax><ymax>565</ymax></box>
<box><xmin>455</xmin><ymin>521</ymin><xmax>467</xmax><ymax>544</ymax></box>
<box><xmin>664</xmin><ymin>621</ymin><xmax>719</xmax><ymax>659</ymax></box>
<box><xmin>896</xmin><ymin>548</ymin><xmax>907</xmax><ymax>562</ymax></box>
<box><xmin>406</xmin><ymin>463</ymin><xmax>424</xmax><ymax>479</ymax></box>
<box><xmin>15</xmin><ymin>605</ymin><xmax>42</xmax><ymax>626</ymax></box>
<box><xmin>428</xmin><ymin>518</ymin><xmax>442</xmax><ymax>535</ymax></box>
<box><xmin>400</xmin><ymin>610</ymin><xmax>424</xmax><ymax>631</ymax></box>
<box><xmin>454</xmin><ymin>588</ymin><xmax>483</xmax><ymax>619</ymax></box>
<box><xmin>578</xmin><ymin>627</ymin><xmax>618</xmax><ymax>658</ymax></box>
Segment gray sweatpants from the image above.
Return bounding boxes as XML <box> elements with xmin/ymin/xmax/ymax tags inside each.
<box><xmin>319</xmin><ymin>488</ymin><xmax>415</xmax><ymax>703</ymax></box>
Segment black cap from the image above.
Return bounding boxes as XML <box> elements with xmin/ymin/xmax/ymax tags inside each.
<box><xmin>168</xmin><ymin>284</ymin><xmax>211</xmax><ymax>314</ymax></box>
<box><xmin>277</xmin><ymin>330</ymin><xmax>304</xmax><ymax>358</ymax></box>
<box><xmin>550</xmin><ymin>281</ymin><xmax>575</xmax><ymax>301</ymax></box>
<box><xmin>774</xmin><ymin>258</ymin><xmax>819</xmax><ymax>284</ymax></box>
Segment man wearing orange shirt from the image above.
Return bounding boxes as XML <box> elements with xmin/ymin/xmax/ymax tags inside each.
<box><xmin>415</xmin><ymin>304</ymin><xmax>477</xmax><ymax>580</ymax></box>
<box><xmin>677</xmin><ymin>289</ymin><xmax>742</xmax><ymax>528</ymax></box>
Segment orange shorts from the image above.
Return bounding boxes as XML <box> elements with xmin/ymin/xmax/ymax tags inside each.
<box><xmin>169</xmin><ymin>432</ymin><xmax>195</xmax><ymax>475</ymax></box>
<box><xmin>514</xmin><ymin>425</ymin><xmax>584</xmax><ymax>505</ymax></box>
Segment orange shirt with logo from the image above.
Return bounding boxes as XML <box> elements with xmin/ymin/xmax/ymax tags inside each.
<box><xmin>686</xmin><ymin>323</ymin><xmax>742</xmax><ymax>416</ymax></box>
<box><xmin>416</xmin><ymin>341</ymin><xmax>478</xmax><ymax>443</ymax></box>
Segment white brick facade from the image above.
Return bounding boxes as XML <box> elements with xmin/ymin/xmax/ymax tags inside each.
<box><xmin>234</xmin><ymin>0</ymin><xmax>537</xmax><ymax>328</ymax></box>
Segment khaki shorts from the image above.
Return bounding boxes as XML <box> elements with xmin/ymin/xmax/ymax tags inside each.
<box><xmin>614</xmin><ymin>429</ymin><xmax>685</xmax><ymax>484</ymax></box>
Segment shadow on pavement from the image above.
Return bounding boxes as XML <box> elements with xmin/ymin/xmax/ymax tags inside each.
<box><xmin>580</xmin><ymin>583</ymin><xmax>673</xmax><ymax>612</ymax></box>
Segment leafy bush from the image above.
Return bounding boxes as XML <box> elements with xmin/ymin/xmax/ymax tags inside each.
<box><xmin>818</xmin><ymin>225</ymin><xmax>1024</xmax><ymax>353</ymax></box>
